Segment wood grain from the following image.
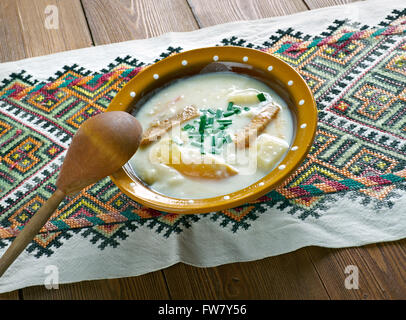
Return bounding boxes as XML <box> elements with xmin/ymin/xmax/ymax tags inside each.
<box><xmin>0</xmin><ymin>0</ymin><xmax>92</xmax><ymax>63</ymax></box>
<box><xmin>304</xmin><ymin>0</ymin><xmax>363</xmax><ymax>9</ymax></box>
<box><xmin>163</xmin><ymin>263</ymin><xmax>219</xmax><ymax>299</ymax></box>
<box><xmin>22</xmin><ymin>274</ymin><xmax>170</xmax><ymax>299</ymax></box>
<box><xmin>164</xmin><ymin>248</ymin><xmax>330</xmax><ymax>299</ymax></box>
<box><xmin>0</xmin><ymin>1</ymin><xmax>26</xmax><ymax>63</ymax></box>
<box><xmin>187</xmin><ymin>0</ymin><xmax>308</xmax><ymax>27</ymax></box>
<box><xmin>3</xmin><ymin>0</ymin><xmax>406</xmax><ymax>301</ymax></box>
<box><xmin>355</xmin><ymin>241</ymin><xmax>406</xmax><ymax>299</ymax></box>
<box><xmin>0</xmin><ymin>290</ymin><xmax>19</xmax><ymax>300</ymax></box>
<box><xmin>306</xmin><ymin>247</ymin><xmax>387</xmax><ymax>299</ymax></box>
<box><xmin>81</xmin><ymin>0</ymin><xmax>199</xmax><ymax>45</ymax></box>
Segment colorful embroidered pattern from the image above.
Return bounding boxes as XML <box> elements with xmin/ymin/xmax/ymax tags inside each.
<box><xmin>0</xmin><ymin>11</ymin><xmax>406</xmax><ymax>256</ymax></box>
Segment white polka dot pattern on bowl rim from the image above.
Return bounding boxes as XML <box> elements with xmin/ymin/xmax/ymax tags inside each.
<box><xmin>291</xmin><ymin>146</ymin><xmax>299</xmax><ymax>151</ymax></box>
<box><xmin>130</xmin><ymin>91</ymin><xmax>136</xmax><ymax>97</ymax></box>
<box><xmin>300</xmin><ymin>123</ymin><xmax>307</xmax><ymax>128</ymax></box>
<box><xmin>267</xmin><ymin>66</ymin><xmax>273</xmax><ymax>71</ymax></box>
<box><xmin>182</xmin><ymin>60</ymin><xmax>188</xmax><ymax>66</ymax></box>
<box><xmin>213</xmin><ymin>55</ymin><xmax>219</xmax><ymax>61</ymax></box>
<box><xmin>298</xmin><ymin>99</ymin><xmax>305</xmax><ymax>105</ymax></box>
<box><xmin>259</xmin><ymin>182</ymin><xmax>264</xmax><ymax>186</ymax></box>
<box><xmin>242</xmin><ymin>56</ymin><xmax>248</xmax><ymax>62</ymax></box>
<box><xmin>278</xmin><ymin>164</ymin><xmax>286</xmax><ymax>170</ymax></box>
<box><xmin>223</xmin><ymin>195</ymin><xmax>230</xmax><ymax>200</ymax></box>
<box><xmin>288</xmin><ymin>80</ymin><xmax>294</xmax><ymax>86</ymax></box>
<box><xmin>188</xmin><ymin>199</ymin><xmax>194</xmax><ymax>204</ymax></box>
<box><xmin>153</xmin><ymin>74</ymin><xmax>159</xmax><ymax>79</ymax></box>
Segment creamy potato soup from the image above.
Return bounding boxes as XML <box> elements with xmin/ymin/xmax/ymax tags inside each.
<box><xmin>128</xmin><ymin>72</ymin><xmax>294</xmax><ymax>199</ymax></box>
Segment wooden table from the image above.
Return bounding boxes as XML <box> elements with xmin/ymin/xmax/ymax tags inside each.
<box><xmin>1</xmin><ymin>0</ymin><xmax>405</xmax><ymax>300</ymax></box>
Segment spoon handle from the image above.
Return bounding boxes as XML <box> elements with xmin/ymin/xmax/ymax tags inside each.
<box><xmin>0</xmin><ymin>189</ymin><xmax>66</xmax><ymax>277</ymax></box>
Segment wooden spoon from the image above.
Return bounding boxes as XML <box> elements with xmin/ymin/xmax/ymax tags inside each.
<box><xmin>0</xmin><ymin>111</ymin><xmax>142</xmax><ymax>277</ymax></box>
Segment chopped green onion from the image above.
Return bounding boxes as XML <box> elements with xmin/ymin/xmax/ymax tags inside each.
<box><xmin>207</xmin><ymin>108</ymin><xmax>216</xmax><ymax>115</ymax></box>
<box><xmin>188</xmin><ymin>131</ymin><xmax>201</xmax><ymax>136</ymax></box>
<box><xmin>244</xmin><ymin>107</ymin><xmax>250</xmax><ymax>111</ymax></box>
<box><xmin>218</xmin><ymin>125</ymin><xmax>232</xmax><ymax>130</ymax></box>
<box><xmin>207</xmin><ymin>117</ymin><xmax>214</xmax><ymax>125</ymax></box>
<box><xmin>216</xmin><ymin>119</ymin><xmax>232</xmax><ymax>123</ymax></box>
<box><xmin>217</xmin><ymin>138</ymin><xmax>224</xmax><ymax>148</ymax></box>
<box><xmin>233</xmin><ymin>107</ymin><xmax>241</xmax><ymax>114</ymax></box>
<box><xmin>227</xmin><ymin>102</ymin><xmax>234</xmax><ymax>110</ymax></box>
<box><xmin>257</xmin><ymin>93</ymin><xmax>266</xmax><ymax>102</ymax></box>
<box><xmin>182</xmin><ymin>124</ymin><xmax>194</xmax><ymax>131</ymax></box>
<box><xmin>199</xmin><ymin>114</ymin><xmax>207</xmax><ymax>134</ymax></box>
<box><xmin>224</xmin><ymin>135</ymin><xmax>233</xmax><ymax>144</ymax></box>
<box><xmin>191</xmin><ymin>141</ymin><xmax>202</xmax><ymax>148</ymax></box>
<box><xmin>216</xmin><ymin>109</ymin><xmax>222</xmax><ymax>118</ymax></box>
<box><xmin>223</xmin><ymin>111</ymin><xmax>234</xmax><ymax>117</ymax></box>
<box><xmin>208</xmin><ymin>128</ymin><xmax>220</xmax><ymax>134</ymax></box>
<box><xmin>211</xmin><ymin>147</ymin><xmax>220</xmax><ymax>155</ymax></box>
<box><xmin>211</xmin><ymin>135</ymin><xmax>216</xmax><ymax>146</ymax></box>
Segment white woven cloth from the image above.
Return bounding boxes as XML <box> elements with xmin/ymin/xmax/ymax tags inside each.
<box><xmin>0</xmin><ymin>0</ymin><xmax>405</xmax><ymax>293</ymax></box>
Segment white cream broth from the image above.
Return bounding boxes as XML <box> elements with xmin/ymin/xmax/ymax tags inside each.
<box><xmin>129</xmin><ymin>72</ymin><xmax>294</xmax><ymax>199</ymax></box>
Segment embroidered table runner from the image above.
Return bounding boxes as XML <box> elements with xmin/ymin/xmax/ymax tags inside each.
<box><xmin>1</xmin><ymin>0</ymin><xmax>405</xmax><ymax>293</ymax></box>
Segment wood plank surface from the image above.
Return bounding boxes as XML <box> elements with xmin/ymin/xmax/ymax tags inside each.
<box><xmin>304</xmin><ymin>0</ymin><xmax>363</xmax><ymax>9</ymax></box>
<box><xmin>355</xmin><ymin>241</ymin><xmax>406</xmax><ymax>299</ymax></box>
<box><xmin>0</xmin><ymin>1</ymin><xmax>26</xmax><ymax>63</ymax></box>
<box><xmin>0</xmin><ymin>290</ymin><xmax>19</xmax><ymax>300</ymax></box>
<box><xmin>1</xmin><ymin>0</ymin><xmax>404</xmax><ymax>300</ymax></box>
<box><xmin>163</xmin><ymin>264</ymin><xmax>219</xmax><ymax>299</ymax></box>
<box><xmin>0</xmin><ymin>0</ymin><xmax>93</xmax><ymax>63</ymax></box>
<box><xmin>164</xmin><ymin>248</ymin><xmax>330</xmax><ymax>299</ymax></box>
<box><xmin>187</xmin><ymin>0</ymin><xmax>308</xmax><ymax>27</ymax></box>
<box><xmin>81</xmin><ymin>0</ymin><xmax>199</xmax><ymax>45</ymax></box>
<box><xmin>21</xmin><ymin>274</ymin><xmax>170</xmax><ymax>300</ymax></box>
<box><xmin>306</xmin><ymin>247</ymin><xmax>387</xmax><ymax>299</ymax></box>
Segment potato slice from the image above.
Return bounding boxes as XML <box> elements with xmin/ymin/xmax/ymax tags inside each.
<box><xmin>136</xmin><ymin>162</ymin><xmax>186</xmax><ymax>186</ymax></box>
<box><xmin>141</xmin><ymin>105</ymin><xmax>200</xmax><ymax>146</ymax></box>
<box><xmin>227</xmin><ymin>89</ymin><xmax>262</xmax><ymax>104</ymax></box>
<box><xmin>139</xmin><ymin>167</ymin><xmax>159</xmax><ymax>185</ymax></box>
<box><xmin>234</xmin><ymin>102</ymin><xmax>280</xmax><ymax>148</ymax></box>
<box><xmin>256</xmin><ymin>134</ymin><xmax>289</xmax><ymax>171</ymax></box>
<box><xmin>149</xmin><ymin>139</ymin><xmax>238</xmax><ymax>179</ymax></box>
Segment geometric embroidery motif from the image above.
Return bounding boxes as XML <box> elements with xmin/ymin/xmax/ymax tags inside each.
<box><xmin>1</xmin><ymin>11</ymin><xmax>406</xmax><ymax>257</ymax></box>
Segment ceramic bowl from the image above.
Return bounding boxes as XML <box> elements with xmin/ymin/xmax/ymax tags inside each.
<box><xmin>107</xmin><ymin>46</ymin><xmax>317</xmax><ymax>214</ymax></box>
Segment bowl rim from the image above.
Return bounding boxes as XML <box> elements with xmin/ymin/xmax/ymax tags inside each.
<box><xmin>107</xmin><ymin>46</ymin><xmax>318</xmax><ymax>214</ymax></box>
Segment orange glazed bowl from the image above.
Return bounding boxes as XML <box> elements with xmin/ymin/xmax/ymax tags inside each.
<box><xmin>106</xmin><ymin>46</ymin><xmax>317</xmax><ymax>214</ymax></box>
